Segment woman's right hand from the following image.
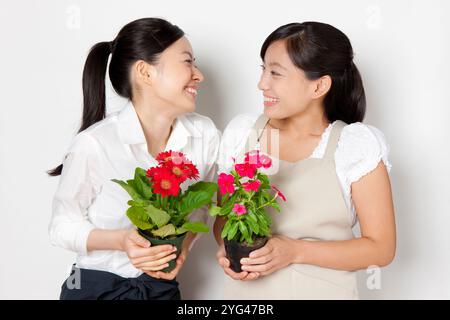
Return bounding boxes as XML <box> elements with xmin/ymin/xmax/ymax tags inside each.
<box><xmin>121</xmin><ymin>229</ymin><xmax>177</xmax><ymax>272</ymax></box>
<box><xmin>216</xmin><ymin>243</ymin><xmax>259</xmax><ymax>281</ymax></box>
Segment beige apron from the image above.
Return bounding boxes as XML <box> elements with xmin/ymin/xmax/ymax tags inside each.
<box><xmin>223</xmin><ymin>114</ymin><xmax>358</xmax><ymax>300</ymax></box>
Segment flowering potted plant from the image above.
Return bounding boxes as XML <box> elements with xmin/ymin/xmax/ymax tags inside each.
<box><xmin>209</xmin><ymin>150</ymin><xmax>286</xmax><ymax>272</ymax></box>
<box><xmin>112</xmin><ymin>150</ymin><xmax>217</xmax><ymax>272</ymax></box>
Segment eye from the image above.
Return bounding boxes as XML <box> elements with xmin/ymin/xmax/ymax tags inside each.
<box><xmin>185</xmin><ymin>59</ymin><xmax>193</xmax><ymax>64</ymax></box>
<box><xmin>260</xmin><ymin>64</ymin><xmax>266</xmax><ymax>70</ymax></box>
<box><xmin>271</xmin><ymin>71</ymin><xmax>282</xmax><ymax>76</ymax></box>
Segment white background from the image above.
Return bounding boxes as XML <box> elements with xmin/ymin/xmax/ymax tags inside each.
<box><xmin>0</xmin><ymin>0</ymin><xmax>449</xmax><ymax>299</ymax></box>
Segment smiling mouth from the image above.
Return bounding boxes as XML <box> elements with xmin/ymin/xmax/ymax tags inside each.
<box><xmin>185</xmin><ymin>87</ymin><xmax>198</xmax><ymax>98</ymax></box>
<box><xmin>264</xmin><ymin>96</ymin><xmax>279</xmax><ymax>106</ymax></box>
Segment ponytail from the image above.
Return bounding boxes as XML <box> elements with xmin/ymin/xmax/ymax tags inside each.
<box><xmin>47</xmin><ymin>41</ymin><xmax>111</xmax><ymax>176</ymax></box>
<box><xmin>324</xmin><ymin>61</ymin><xmax>366</xmax><ymax>124</ymax></box>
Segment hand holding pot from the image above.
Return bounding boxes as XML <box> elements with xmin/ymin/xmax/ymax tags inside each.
<box><xmin>240</xmin><ymin>235</ymin><xmax>298</xmax><ymax>277</ymax></box>
<box><xmin>217</xmin><ymin>243</ymin><xmax>259</xmax><ymax>281</ymax></box>
<box><xmin>122</xmin><ymin>229</ymin><xmax>177</xmax><ymax>273</ymax></box>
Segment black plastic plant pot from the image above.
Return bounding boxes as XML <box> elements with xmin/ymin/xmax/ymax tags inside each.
<box><xmin>224</xmin><ymin>237</ymin><xmax>268</xmax><ymax>273</ymax></box>
<box><xmin>138</xmin><ymin>229</ymin><xmax>186</xmax><ymax>273</ymax></box>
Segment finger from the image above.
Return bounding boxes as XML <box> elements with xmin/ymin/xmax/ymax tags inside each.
<box><xmin>242</xmin><ymin>272</ymin><xmax>260</xmax><ymax>281</ymax></box>
<box><xmin>135</xmin><ymin>253</ymin><xmax>177</xmax><ymax>269</ymax></box>
<box><xmin>140</xmin><ymin>263</ymin><xmax>170</xmax><ymax>272</ymax></box>
<box><xmin>241</xmin><ymin>262</ymin><xmax>274</xmax><ymax>273</ymax></box>
<box><xmin>155</xmin><ymin>271</ymin><xmax>176</xmax><ymax>280</ymax></box>
<box><xmin>132</xmin><ymin>245</ymin><xmax>175</xmax><ymax>258</ymax></box>
<box><xmin>216</xmin><ymin>248</ymin><xmax>226</xmax><ymax>259</ymax></box>
<box><xmin>145</xmin><ymin>271</ymin><xmax>160</xmax><ymax>279</ymax></box>
<box><xmin>129</xmin><ymin>230</ymin><xmax>151</xmax><ymax>248</ymax></box>
<box><xmin>223</xmin><ymin>266</ymin><xmax>248</xmax><ymax>280</ymax></box>
<box><xmin>240</xmin><ymin>254</ymin><xmax>272</xmax><ymax>266</ymax></box>
<box><xmin>218</xmin><ymin>257</ymin><xmax>230</xmax><ymax>268</ymax></box>
<box><xmin>248</xmin><ymin>245</ymin><xmax>272</xmax><ymax>259</ymax></box>
<box><xmin>132</xmin><ymin>248</ymin><xmax>176</xmax><ymax>265</ymax></box>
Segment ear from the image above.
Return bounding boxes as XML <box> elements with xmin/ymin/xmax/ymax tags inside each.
<box><xmin>312</xmin><ymin>75</ymin><xmax>332</xmax><ymax>99</ymax></box>
<box><xmin>134</xmin><ymin>60</ymin><xmax>156</xmax><ymax>85</ymax></box>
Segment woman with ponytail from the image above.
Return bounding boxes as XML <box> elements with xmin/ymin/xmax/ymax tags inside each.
<box><xmin>48</xmin><ymin>18</ymin><xmax>220</xmax><ymax>300</ymax></box>
<box><xmin>215</xmin><ymin>22</ymin><xmax>396</xmax><ymax>299</ymax></box>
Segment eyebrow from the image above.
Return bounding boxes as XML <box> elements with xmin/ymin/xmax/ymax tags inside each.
<box><xmin>267</xmin><ymin>62</ymin><xmax>287</xmax><ymax>70</ymax></box>
<box><xmin>182</xmin><ymin>51</ymin><xmax>196</xmax><ymax>61</ymax></box>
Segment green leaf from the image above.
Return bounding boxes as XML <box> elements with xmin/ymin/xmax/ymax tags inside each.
<box><xmin>239</xmin><ymin>220</ymin><xmax>253</xmax><ymax>244</ymax></box>
<box><xmin>126</xmin><ymin>206</ymin><xmax>153</xmax><ymax>230</ymax></box>
<box><xmin>175</xmin><ymin>226</ymin><xmax>188</xmax><ymax>235</ymax></box>
<box><xmin>186</xmin><ymin>181</ymin><xmax>218</xmax><ymax>194</ymax></box>
<box><xmin>227</xmin><ymin>221</ymin><xmax>239</xmax><ymax>241</ymax></box>
<box><xmin>127</xmin><ymin>200</ymin><xmax>149</xmax><ymax>207</ymax></box>
<box><xmin>221</xmin><ymin>220</ymin><xmax>232</xmax><ymax>239</ymax></box>
<box><xmin>134</xmin><ymin>167</ymin><xmax>148</xmax><ymax>180</ymax></box>
<box><xmin>151</xmin><ymin>224</ymin><xmax>176</xmax><ymax>238</ymax></box>
<box><xmin>179</xmin><ymin>190</ymin><xmax>215</xmax><ymax>215</ymax></box>
<box><xmin>246</xmin><ymin>215</ymin><xmax>259</xmax><ymax>234</ymax></box>
<box><xmin>208</xmin><ymin>204</ymin><xmax>222</xmax><ymax>217</ymax></box>
<box><xmin>220</xmin><ymin>199</ymin><xmax>234</xmax><ymax>216</ymax></box>
<box><xmin>271</xmin><ymin>201</ymin><xmax>281</xmax><ymax>212</ymax></box>
<box><xmin>247</xmin><ymin>209</ymin><xmax>258</xmax><ymax>224</ymax></box>
<box><xmin>134</xmin><ymin>168</ymin><xmax>153</xmax><ymax>199</ymax></box>
<box><xmin>144</xmin><ymin>204</ymin><xmax>170</xmax><ymax>228</ymax></box>
<box><xmin>257</xmin><ymin>173</ymin><xmax>270</xmax><ymax>189</ymax></box>
<box><xmin>111</xmin><ymin>179</ymin><xmax>145</xmax><ymax>203</ymax></box>
<box><xmin>180</xmin><ymin>221</ymin><xmax>209</xmax><ymax>233</ymax></box>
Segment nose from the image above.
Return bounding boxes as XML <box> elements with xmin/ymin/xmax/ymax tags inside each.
<box><xmin>257</xmin><ymin>73</ymin><xmax>269</xmax><ymax>91</ymax></box>
<box><xmin>193</xmin><ymin>65</ymin><xmax>204</xmax><ymax>83</ymax></box>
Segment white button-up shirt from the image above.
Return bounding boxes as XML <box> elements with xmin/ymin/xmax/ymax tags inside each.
<box><xmin>49</xmin><ymin>102</ymin><xmax>220</xmax><ymax>278</ymax></box>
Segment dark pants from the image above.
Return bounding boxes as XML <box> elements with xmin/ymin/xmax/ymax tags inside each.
<box><xmin>60</xmin><ymin>265</ymin><xmax>181</xmax><ymax>300</ymax></box>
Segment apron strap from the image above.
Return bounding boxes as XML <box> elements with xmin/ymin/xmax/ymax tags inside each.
<box><xmin>322</xmin><ymin>120</ymin><xmax>347</xmax><ymax>161</ymax></box>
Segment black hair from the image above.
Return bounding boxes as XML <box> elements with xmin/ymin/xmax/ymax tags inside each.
<box><xmin>260</xmin><ymin>22</ymin><xmax>366</xmax><ymax>124</ymax></box>
<box><xmin>48</xmin><ymin>18</ymin><xmax>184</xmax><ymax>176</ymax></box>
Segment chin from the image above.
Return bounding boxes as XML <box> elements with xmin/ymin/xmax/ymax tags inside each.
<box><xmin>263</xmin><ymin>106</ymin><xmax>284</xmax><ymax>120</ymax></box>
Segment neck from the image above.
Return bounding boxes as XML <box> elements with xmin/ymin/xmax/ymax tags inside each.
<box><xmin>270</xmin><ymin>102</ymin><xmax>330</xmax><ymax>139</ymax></box>
<box><xmin>131</xmin><ymin>95</ymin><xmax>179</xmax><ymax>157</ymax></box>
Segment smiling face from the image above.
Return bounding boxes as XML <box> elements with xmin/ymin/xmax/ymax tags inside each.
<box><xmin>258</xmin><ymin>40</ymin><xmax>320</xmax><ymax>120</ymax></box>
<box><xmin>142</xmin><ymin>36</ymin><xmax>204</xmax><ymax>114</ymax></box>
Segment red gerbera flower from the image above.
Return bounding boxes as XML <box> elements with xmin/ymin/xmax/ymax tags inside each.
<box><xmin>151</xmin><ymin>168</ymin><xmax>181</xmax><ymax>197</ymax></box>
<box><xmin>183</xmin><ymin>163</ymin><xmax>200</xmax><ymax>180</ymax></box>
<box><xmin>156</xmin><ymin>150</ymin><xmax>188</xmax><ymax>165</ymax></box>
<box><xmin>163</xmin><ymin>162</ymin><xmax>189</xmax><ymax>183</ymax></box>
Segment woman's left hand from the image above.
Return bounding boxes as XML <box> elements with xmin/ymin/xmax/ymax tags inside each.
<box><xmin>145</xmin><ymin>245</ymin><xmax>188</xmax><ymax>280</ymax></box>
<box><xmin>240</xmin><ymin>235</ymin><xmax>299</xmax><ymax>278</ymax></box>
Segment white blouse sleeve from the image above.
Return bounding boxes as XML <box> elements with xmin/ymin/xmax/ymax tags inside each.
<box><xmin>335</xmin><ymin>122</ymin><xmax>392</xmax><ymax>194</ymax></box>
<box><xmin>48</xmin><ymin>133</ymin><xmax>103</xmax><ymax>255</ymax></box>
<box><xmin>218</xmin><ymin>113</ymin><xmax>259</xmax><ymax>173</ymax></box>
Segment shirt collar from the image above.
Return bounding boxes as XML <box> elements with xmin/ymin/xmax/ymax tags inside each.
<box><xmin>117</xmin><ymin>101</ymin><xmax>200</xmax><ymax>150</ymax></box>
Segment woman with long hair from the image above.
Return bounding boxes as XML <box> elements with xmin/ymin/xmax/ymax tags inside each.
<box><xmin>48</xmin><ymin>18</ymin><xmax>220</xmax><ymax>300</ymax></box>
